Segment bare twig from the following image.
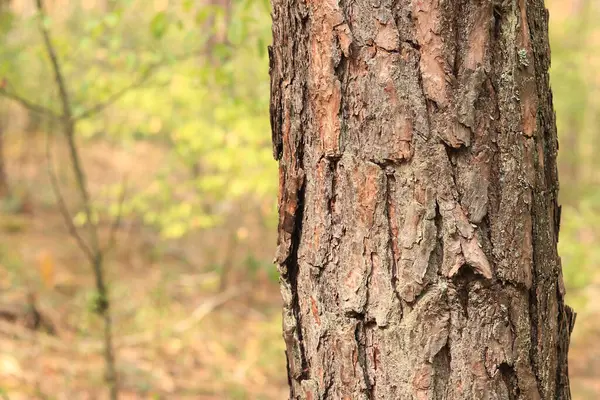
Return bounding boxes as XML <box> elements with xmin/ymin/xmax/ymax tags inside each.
<box><xmin>74</xmin><ymin>51</ymin><xmax>198</xmax><ymax>121</ymax></box>
<box><xmin>35</xmin><ymin>0</ymin><xmax>72</xmax><ymax>122</ymax></box>
<box><xmin>0</xmin><ymin>88</ymin><xmax>59</xmax><ymax>118</ymax></box>
<box><xmin>104</xmin><ymin>176</ymin><xmax>129</xmax><ymax>254</ymax></box>
<box><xmin>1</xmin><ymin>46</ymin><xmax>196</xmax><ymax>125</ymax></box>
<box><xmin>45</xmin><ymin>131</ymin><xmax>95</xmax><ymax>263</ymax></box>
<box><xmin>35</xmin><ymin>1</ymin><xmax>117</xmax><ymax>398</ymax></box>
<box><xmin>37</xmin><ymin>0</ymin><xmax>98</xmax><ymax>249</ymax></box>
<box><xmin>74</xmin><ymin>70</ymin><xmax>155</xmax><ymax>121</ymax></box>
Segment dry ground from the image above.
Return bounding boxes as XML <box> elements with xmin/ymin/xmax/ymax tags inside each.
<box><xmin>0</xmin><ymin>134</ymin><xmax>287</xmax><ymax>399</ymax></box>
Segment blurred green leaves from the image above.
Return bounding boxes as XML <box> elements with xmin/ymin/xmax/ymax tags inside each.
<box><xmin>150</xmin><ymin>11</ymin><xmax>169</xmax><ymax>39</ymax></box>
<box><xmin>549</xmin><ymin>5</ymin><xmax>600</xmax><ymax>302</ymax></box>
<box><xmin>0</xmin><ymin>9</ymin><xmax>14</xmax><ymax>36</ymax></box>
<box><xmin>0</xmin><ymin>0</ymin><xmax>275</xmax><ymax>241</ymax></box>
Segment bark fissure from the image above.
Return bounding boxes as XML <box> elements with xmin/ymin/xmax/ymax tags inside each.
<box><xmin>385</xmin><ymin>171</ymin><xmax>400</xmax><ymax>297</ymax></box>
<box><xmin>269</xmin><ymin>45</ymin><xmax>283</xmax><ymax>161</ymax></box>
<box><xmin>498</xmin><ymin>362</ymin><xmax>520</xmax><ymax>400</ymax></box>
<box><xmin>290</xmin><ymin>176</ymin><xmax>309</xmax><ymax>381</ymax></box>
<box><xmin>433</xmin><ymin>343</ymin><xmax>451</xmax><ymax>398</ymax></box>
<box><xmin>355</xmin><ymin>320</ymin><xmax>375</xmax><ymax>399</ymax></box>
<box><xmin>528</xmin><ymin>217</ymin><xmax>541</xmax><ymax>390</ymax></box>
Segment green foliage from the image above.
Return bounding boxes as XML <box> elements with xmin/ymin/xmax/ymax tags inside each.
<box><xmin>549</xmin><ymin>7</ymin><xmax>600</xmax><ymax>299</ymax></box>
<box><xmin>150</xmin><ymin>11</ymin><xmax>170</xmax><ymax>39</ymax></box>
<box><xmin>0</xmin><ymin>9</ymin><xmax>14</xmax><ymax>36</ymax></box>
<box><xmin>559</xmin><ymin>195</ymin><xmax>600</xmax><ymax>306</ymax></box>
<box><xmin>0</xmin><ymin>1</ymin><xmax>275</xmax><ymax>240</ymax></box>
<box><xmin>90</xmin><ymin>0</ymin><xmax>276</xmax><ymax>238</ymax></box>
<box><xmin>88</xmin><ymin>290</ymin><xmax>109</xmax><ymax>314</ymax></box>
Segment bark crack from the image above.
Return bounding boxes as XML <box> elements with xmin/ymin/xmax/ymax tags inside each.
<box><xmin>288</xmin><ymin>170</ymin><xmax>309</xmax><ymax>382</ymax></box>
<box><xmin>355</xmin><ymin>319</ymin><xmax>375</xmax><ymax>399</ymax></box>
<box><xmin>432</xmin><ymin>343</ymin><xmax>451</xmax><ymax>398</ymax></box>
<box><xmin>385</xmin><ymin>171</ymin><xmax>400</xmax><ymax>298</ymax></box>
<box><xmin>498</xmin><ymin>362</ymin><xmax>520</xmax><ymax>400</ymax></box>
<box><xmin>269</xmin><ymin>45</ymin><xmax>283</xmax><ymax>160</ymax></box>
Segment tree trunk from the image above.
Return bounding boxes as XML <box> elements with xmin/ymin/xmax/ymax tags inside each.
<box><xmin>0</xmin><ymin>110</ymin><xmax>8</xmax><ymax>197</ymax></box>
<box><xmin>0</xmin><ymin>4</ymin><xmax>9</xmax><ymax>197</ymax></box>
<box><xmin>270</xmin><ymin>0</ymin><xmax>575</xmax><ymax>399</ymax></box>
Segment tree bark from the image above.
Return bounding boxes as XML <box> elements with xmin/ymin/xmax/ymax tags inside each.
<box><xmin>270</xmin><ymin>0</ymin><xmax>575</xmax><ymax>399</ymax></box>
<box><xmin>0</xmin><ymin>115</ymin><xmax>8</xmax><ymax>197</ymax></box>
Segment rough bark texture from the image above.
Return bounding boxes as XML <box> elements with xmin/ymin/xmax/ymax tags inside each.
<box><xmin>270</xmin><ymin>0</ymin><xmax>575</xmax><ymax>399</ymax></box>
<box><xmin>0</xmin><ymin>121</ymin><xmax>8</xmax><ymax>197</ymax></box>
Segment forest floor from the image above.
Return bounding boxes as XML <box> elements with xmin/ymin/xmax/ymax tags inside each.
<box><xmin>0</xmin><ymin>135</ymin><xmax>288</xmax><ymax>399</ymax></box>
<box><xmin>0</xmin><ymin>135</ymin><xmax>598</xmax><ymax>399</ymax></box>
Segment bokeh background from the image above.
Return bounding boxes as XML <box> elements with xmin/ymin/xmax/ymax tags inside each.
<box><xmin>0</xmin><ymin>0</ymin><xmax>597</xmax><ymax>399</ymax></box>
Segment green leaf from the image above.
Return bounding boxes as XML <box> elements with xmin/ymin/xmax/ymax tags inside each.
<box><xmin>0</xmin><ymin>11</ymin><xmax>15</xmax><ymax>36</ymax></box>
<box><xmin>79</xmin><ymin>36</ymin><xmax>92</xmax><ymax>51</ymax></box>
<box><xmin>163</xmin><ymin>222</ymin><xmax>187</xmax><ymax>239</ymax></box>
<box><xmin>74</xmin><ymin>211</ymin><xmax>87</xmax><ymax>227</ymax></box>
<box><xmin>213</xmin><ymin>43</ymin><xmax>231</xmax><ymax>61</ymax></box>
<box><xmin>257</xmin><ymin>37</ymin><xmax>266</xmax><ymax>57</ymax></box>
<box><xmin>41</xmin><ymin>15</ymin><xmax>53</xmax><ymax>30</ymax></box>
<box><xmin>105</xmin><ymin>12</ymin><xmax>119</xmax><ymax>28</ymax></box>
<box><xmin>126</xmin><ymin>53</ymin><xmax>136</xmax><ymax>69</ymax></box>
<box><xmin>227</xmin><ymin>20</ymin><xmax>245</xmax><ymax>45</ymax></box>
<box><xmin>183</xmin><ymin>0</ymin><xmax>194</xmax><ymax>12</ymax></box>
<box><xmin>195</xmin><ymin>8</ymin><xmax>212</xmax><ymax>25</ymax></box>
<box><xmin>72</xmin><ymin>105</ymin><xmax>85</xmax><ymax>119</ymax></box>
<box><xmin>109</xmin><ymin>36</ymin><xmax>122</xmax><ymax>50</ymax></box>
<box><xmin>150</xmin><ymin>11</ymin><xmax>169</xmax><ymax>39</ymax></box>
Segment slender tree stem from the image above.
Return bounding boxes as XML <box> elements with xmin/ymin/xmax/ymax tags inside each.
<box><xmin>96</xmin><ymin>253</ymin><xmax>118</xmax><ymax>400</ymax></box>
<box><xmin>35</xmin><ymin>1</ymin><xmax>118</xmax><ymax>398</ymax></box>
<box><xmin>0</xmin><ymin>102</ymin><xmax>8</xmax><ymax>197</ymax></box>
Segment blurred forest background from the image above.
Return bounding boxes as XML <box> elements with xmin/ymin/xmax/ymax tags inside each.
<box><xmin>0</xmin><ymin>0</ymin><xmax>598</xmax><ymax>399</ymax></box>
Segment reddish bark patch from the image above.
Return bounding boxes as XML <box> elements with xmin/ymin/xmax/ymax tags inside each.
<box><xmin>310</xmin><ymin>296</ymin><xmax>321</xmax><ymax>326</ymax></box>
<box><xmin>522</xmin><ymin>91</ymin><xmax>538</xmax><ymax>137</ymax></box>
<box><xmin>413</xmin><ymin>0</ymin><xmax>449</xmax><ymax>106</ymax></box>
<box><xmin>307</xmin><ymin>0</ymin><xmax>351</xmax><ymax>157</ymax></box>
<box><xmin>464</xmin><ymin>4</ymin><xmax>491</xmax><ymax>70</ymax></box>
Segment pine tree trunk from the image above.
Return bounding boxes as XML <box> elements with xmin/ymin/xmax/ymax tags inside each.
<box><xmin>0</xmin><ymin>113</ymin><xmax>8</xmax><ymax>197</ymax></box>
<box><xmin>270</xmin><ymin>0</ymin><xmax>575</xmax><ymax>399</ymax></box>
